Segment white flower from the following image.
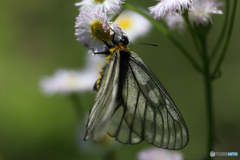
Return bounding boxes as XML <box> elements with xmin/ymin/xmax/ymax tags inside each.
<box><xmin>165</xmin><ymin>13</ymin><xmax>186</xmax><ymax>30</ymax></box>
<box><xmin>40</xmin><ymin>54</ymin><xmax>105</xmax><ymax>95</ymax></box>
<box><xmin>75</xmin><ymin>0</ymin><xmax>124</xmax><ymax>15</ymax></box>
<box><xmin>87</xmin><ymin>23</ymin><xmax>124</xmax><ymax>55</ymax></box>
<box><xmin>137</xmin><ymin>148</ymin><xmax>183</xmax><ymax>160</ymax></box>
<box><xmin>113</xmin><ymin>10</ymin><xmax>152</xmax><ymax>42</ymax></box>
<box><xmin>149</xmin><ymin>0</ymin><xmax>193</xmax><ymax>19</ymax></box>
<box><xmin>189</xmin><ymin>0</ymin><xmax>224</xmax><ymax>25</ymax></box>
<box><xmin>75</xmin><ymin>7</ymin><xmax>110</xmax><ymax>53</ymax></box>
<box><xmin>75</xmin><ymin>7</ymin><xmax>123</xmax><ymax>53</ymax></box>
<box><xmin>40</xmin><ymin>69</ymin><xmax>97</xmax><ymax>95</ymax></box>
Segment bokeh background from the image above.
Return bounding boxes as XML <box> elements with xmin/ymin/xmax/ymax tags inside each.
<box><xmin>0</xmin><ymin>0</ymin><xmax>239</xmax><ymax>160</ymax></box>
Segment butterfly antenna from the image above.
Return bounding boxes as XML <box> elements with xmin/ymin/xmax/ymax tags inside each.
<box><xmin>108</xmin><ymin>23</ymin><xmax>115</xmax><ymax>33</ymax></box>
<box><xmin>107</xmin><ymin>24</ymin><xmax>117</xmax><ymax>43</ymax></box>
<box><xmin>130</xmin><ymin>42</ymin><xmax>158</xmax><ymax>47</ymax></box>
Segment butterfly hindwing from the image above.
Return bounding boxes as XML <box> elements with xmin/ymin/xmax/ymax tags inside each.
<box><xmin>119</xmin><ymin>51</ymin><xmax>189</xmax><ymax>149</ymax></box>
<box><xmin>107</xmin><ymin>104</ymin><xmax>143</xmax><ymax>144</ymax></box>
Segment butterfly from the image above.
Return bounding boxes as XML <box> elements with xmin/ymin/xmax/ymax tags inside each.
<box><xmin>84</xmin><ymin>28</ymin><xmax>189</xmax><ymax>150</ymax></box>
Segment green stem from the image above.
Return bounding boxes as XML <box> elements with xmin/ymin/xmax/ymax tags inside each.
<box><xmin>69</xmin><ymin>93</ymin><xmax>82</xmax><ymax>120</ymax></box>
<box><xmin>124</xmin><ymin>3</ymin><xmax>202</xmax><ymax>73</ymax></box>
<box><xmin>201</xmin><ymin>37</ymin><xmax>214</xmax><ymax>160</ymax></box>
<box><xmin>211</xmin><ymin>0</ymin><xmax>237</xmax><ymax>79</ymax></box>
<box><xmin>183</xmin><ymin>12</ymin><xmax>203</xmax><ymax>59</ymax></box>
<box><xmin>209</xmin><ymin>0</ymin><xmax>230</xmax><ymax>62</ymax></box>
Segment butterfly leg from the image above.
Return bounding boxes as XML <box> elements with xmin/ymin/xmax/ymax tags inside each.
<box><xmin>89</xmin><ymin>48</ymin><xmax>110</xmax><ymax>55</ymax></box>
<box><xmin>91</xmin><ymin>26</ymin><xmax>111</xmax><ymax>49</ymax></box>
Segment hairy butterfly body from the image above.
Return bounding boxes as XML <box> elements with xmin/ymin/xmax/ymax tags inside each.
<box><xmin>84</xmin><ymin>30</ymin><xmax>189</xmax><ymax>150</ymax></box>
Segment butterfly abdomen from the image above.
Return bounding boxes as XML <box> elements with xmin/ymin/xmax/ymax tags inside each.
<box><xmin>94</xmin><ymin>43</ymin><xmax>130</xmax><ymax>92</ymax></box>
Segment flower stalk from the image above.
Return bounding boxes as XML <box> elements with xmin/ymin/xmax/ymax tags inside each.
<box><xmin>211</xmin><ymin>0</ymin><xmax>238</xmax><ymax>79</ymax></box>
<box><xmin>200</xmin><ymin>36</ymin><xmax>214</xmax><ymax>160</ymax></box>
<box><xmin>209</xmin><ymin>0</ymin><xmax>230</xmax><ymax>62</ymax></box>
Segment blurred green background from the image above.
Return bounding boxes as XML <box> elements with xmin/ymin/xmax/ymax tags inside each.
<box><xmin>0</xmin><ymin>0</ymin><xmax>239</xmax><ymax>160</ymax></box>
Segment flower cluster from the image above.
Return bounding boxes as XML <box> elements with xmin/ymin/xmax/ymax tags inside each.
<box><xmin>74</xmin><ymin>0</ymin><xmax>154</xmax><ymax>54</ymax></box>
<box><xmin>159</xmin><ymin>0</ymin><xmax>224</xmax><ymax>30</ymax></box>
<box><xmin>75</xmin><ymin>7</ymin><xmax>112</xmax><ymax>53</ymax></box>
<box><xmin>75</xmin><ymin>2</ymin><xmax>124</xmax><ymax>54</ymax></box>
<box><xmin>75</xmin><ymin>0</ymin><xmax>124</xmax><ymax>15</ymax></box>
<box><xmin>149</xmin><ymin>0</ymin><xmax>194</xmax><ymax>19</ymax></box>
<box><xmin>188</xmin><ymin>0</ymin><xmax>224</xmax><ymax>26</ymax></box>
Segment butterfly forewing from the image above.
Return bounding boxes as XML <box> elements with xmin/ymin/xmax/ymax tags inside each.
<box><xmin>113</xmin><ymin>51</ymin><xmax>189</xmax><ymax>149</ymax></box>
<box><xmin>85</xmin><ymin>45</ymin><xmax>188</xmax><ymax>149</ymax></box>
<box><xmin>84</xmin><ymin>52</ymin><xmax>120</xmax><ymax>140</ymax></box>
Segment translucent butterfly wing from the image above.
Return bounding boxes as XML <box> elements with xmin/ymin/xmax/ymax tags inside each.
<box><xmin>84</xmin><ymin>52</ymin><xmax>120</xmax><ymax>140</ymax></box>
<box><xmin>121</xmin><ymin>51</ymin><xmax>189</xmax><ymax>149</ymax></box>
<box><xmin>107</xmin><ymin>104</ymin><xmax>143</xmax><ymax>144</ymax></box>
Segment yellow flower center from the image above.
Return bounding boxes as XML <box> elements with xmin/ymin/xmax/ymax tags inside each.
<box><xmin>119</xmin><ymin>18</ymin><xmax>131</xmax><ymax>29</ymax></box>
<box><xmin>114</xmin><ymin>15</ymin><xmax>132</xmax><ymax>30</ymax></box>
<box><xmin>94</xmin><ymin>0</ymin><xmax>106</xmax><ymax>4</ymax></box>
<box><xmin>90</xmin><ymin>21</ymin><xmax>111</xmax><ymax>42</ymax></box>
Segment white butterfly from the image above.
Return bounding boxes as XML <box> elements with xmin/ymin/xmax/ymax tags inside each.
<box><xmin>84</xmin><ymin>29</ymin><xmax>189</xmax><ymax>150</ymax></box>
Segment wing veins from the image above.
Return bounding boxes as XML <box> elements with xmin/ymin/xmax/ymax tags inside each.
<box><xmin>157</xmin><ymin>108</ymin><xmax>164</xmax><ymax>147</ymax></box>
<box><xmin>164</xmin><ymin>104</ymin><xmax>188</xmax><ymax>146</ymax></box>
<box><xmin>173</xmin><ymin>119</ymin><xmax>177</xmax><ymax>149</ymax></box>
<box><xmin>167</xmin><ymin>113</ymin><xmax>170</xmax><ymax>148</ymax></box>
<box><xmin>142</xmin><ymin>101</ymin><xmax>147</xmax><ymax>139</ymax></box>
<box><xmin>116</xmin><ymin>54</ymin><xmax>188</xmax><ymax>149</ymax></box>
<box><xmin>89</xmin><ymin>73</ymin><xmax>114</xmax><ymax>129</ymax></box>
<box><xmin>153</xmin><ymin>107</ymin><xmax>156</xmax><ymax>144</ymax></box>
<box><xmin>128</xmin><ymin>65</ymin><xmax>156</xmax><ymax>108</ymax></box>
<box><xmin>86</xmin><ymin>81</ymin><xmax>113</xmax><ymax>134</ymax></box>
<box><xmin>129</xmin><ymin>91</ymin><xmax>140</xmax><ymax>144</ymax></box>
<box><xmin>115</xmin><ymin>107</ymin><xmax>125</xmax><ymax>138</ymax></box>
<box><xmin>88</xmin><ymin>55</ymin><xmax>117</xmax><ymax>122</ymax></box>
<box><xmin>175</xmin><ymin>120</ymin><xmax>183</xmax><ymax>148</ymax></box>
<box><xmin>129</xmin><ymin>56</ymin><xmax>184</xmax><ymax>120</ymax></box>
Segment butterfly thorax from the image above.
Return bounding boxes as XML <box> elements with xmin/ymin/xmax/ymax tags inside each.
<box><xmin>108</xmin><ymin>42</ymin><xmax>129</xmax><ymax>58</ymax></box>
<box><xmin>107</xmin><ymin>34</ymin><xmax>130</xmax><ymax>60</ymax></box>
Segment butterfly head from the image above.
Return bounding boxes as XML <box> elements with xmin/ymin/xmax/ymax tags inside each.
<box><xmin>119</xmin><ymin>35</ymin><xmax>129</xmax><ymax>46</ymax></box>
